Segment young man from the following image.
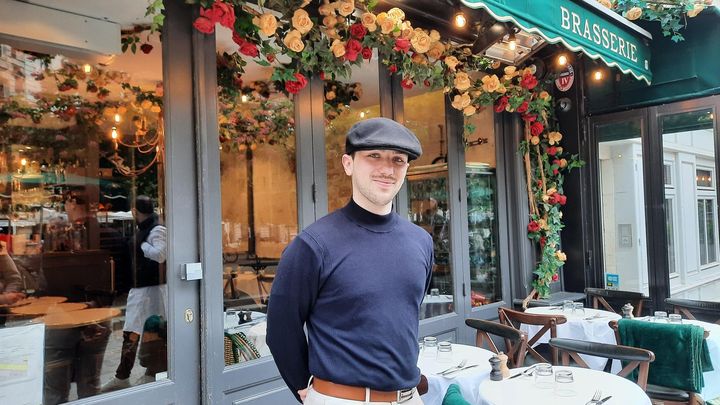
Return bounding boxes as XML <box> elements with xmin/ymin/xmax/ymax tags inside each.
<box><xmin>267</xmin><ymin>118</ymin><xmax>433</xmax><ymax>404</ymax></box>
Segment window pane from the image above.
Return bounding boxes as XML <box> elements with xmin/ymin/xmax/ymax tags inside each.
<box><xmin>0</xmin><ymin>5</ymin><xmax>167</xmax><ymax>400</ymax></box>
<box><xmin>697</xmin><ymin>169</ymin><xmax>713</xmax><ymax>188</ymax></box>
<box><xmin>664</xmin><ymin>164</ymin><xmax>672</xmax><ymax>186</ymax></box>
<box><xmin>707</xmin><ymin>201</ymin><xmax>716</xmax><ymax>263</ymax></box>
<box><xmin>403</xmin><ymin>89</ymin><xmax>453</xmax><ymax>319</ymax></box>
<box><xmin>325</xmin><ymin>55</ymin><xmax>381</xmax><ymax>212</ymax></box>
<box><xmin>597</xmin><ymin>119</ymin><xmax>649</xmax><ymax>294</ymax></box>
<box><xmin>217</xmin><ymin>42</ymin><xmax>296</xmax><ymax>366</ymax></box>
<box><xmin>666</xmin><ymin>198</ymin><xmax>676</xmax><ymax>275</ymax></box>
<box><xmin>464</xmin><ymin>108</ymin><xmax>501</xmax><ymax>307</ymax></box>
<box><xmin>699</xmin><ymin>200</ymin><xmax>708</xmax><ymax>265</ymax></box>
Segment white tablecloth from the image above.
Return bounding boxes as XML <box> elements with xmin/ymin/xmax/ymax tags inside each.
<box><xmin>479</xmin><ymin>366</ymin><xmax>651</xmax><ymax>405</ymax></box>
<box><xmin>418</xmin><ymin>344</ymin><xmax>494</xmax><ymax>405</ymax></box>
<box><xmin>521</xmin><ymin>307</ymin><xmax>621</xmax><ymax>370</ymax></box>
<box><xmin>225</xmin><ymin>312</ymin><xmax>270</xmax><ymax>357</ymax></box>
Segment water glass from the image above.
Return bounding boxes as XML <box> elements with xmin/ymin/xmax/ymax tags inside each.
<box><xmin>534</xmin><ymin>363</ymin><xmax>554</xmax><ymax>389</ymax></box>
<box><xmin>654</xmin><ymin>311</ymin><xmax>668</xmax><ymax>322</ymax></box>
<box><xmin>437</xmin><ymin>341</ymin><xmax>453</xmax><ymax>363</ymax></box>
<box><xmin>669</xmin><ymin>313</ymin><xmax>682</xmax><ymax>323</ymax></box>
<box><xmin>573</xmin><ymin>302</ymin><xmax>585</xmax><ymax>315</ymax></box>
<box><xmin>554</xmin><ymin>370</ymin><xmax>575</xmax><ymax>397</ymax></box>
<box><xmin>430</xmin><ymin>288</ymin><xmax>440</xmax><ymax>297</ymax></box>
<box><xmin>224</xmin><ymin>309</ymin><xmax>239</xmax><ymax>327</ymax></box>
<box><xmin>562</xmin><ymin>300</ymin><xmax>574</xmax><ymax>313</ymax></box>
<box><xmin>423</xmin><ymin>336</ymin><xmax>438</xmax><ymax>358</ymax></box>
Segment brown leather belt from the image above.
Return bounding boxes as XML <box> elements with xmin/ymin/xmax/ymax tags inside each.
<box><xmin>313</xmin><ymin>378</ymin><xmax>415</xmax><ymax>403</ymax></box>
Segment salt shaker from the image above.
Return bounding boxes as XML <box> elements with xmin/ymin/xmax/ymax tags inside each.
<box><xmin>497</xmin><ymin>352</ymin><xmax>510</xmax><ymax>379</ymax></box>
<box><xmin>489</xmin><ymin>356</ymin><xmax>503</xmax><ymax>381</ymax></box>
<box><xmin>621</xmin><ymin>303</ymin><xmax>635</xmax><ymax>318</ymax></box>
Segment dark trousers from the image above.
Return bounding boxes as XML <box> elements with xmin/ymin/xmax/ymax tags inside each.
<box><xmin>115</xmin><ymin>331</ymin><xmax>140</xmax><ymax>379</ymax></box>
<box><xmin>44</xmin><ymin>322</ymin><xmax>111</xmax><ymax>405</ymax></box>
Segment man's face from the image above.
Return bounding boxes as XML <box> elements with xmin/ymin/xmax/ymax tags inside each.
<box><xmin>342</xmin><ymin>149</ymin><xmax>410</xmax><ymax>212</ymax></box>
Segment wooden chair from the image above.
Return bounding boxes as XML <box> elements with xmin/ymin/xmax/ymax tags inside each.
<box><xmin>665</xmin><ymin>297</ymin><xmax>720</xmax><ymax>324</ymax></box>
<box><xmin>497</xmin><ymin>307</ymin><xmax>567</xmax><ymax>365</ymax></box>
<box><xmin>585</xmin><ymin>287</ymin><xmax>647</xmax><ymax>317</ymax></box>
<box><xmin>549</xmin><ymin>337</ymin><xmax>654</xmax><ymax>390</ymax></box>
<box><xmin>465</xmin><ymin>318</ymin><xmax>529</xmax><ymax>368</ymax></box>
<box><xmin>609</xmin><ymin>320</ymin><xmax>708</xmax><ymax>405</ymax></box>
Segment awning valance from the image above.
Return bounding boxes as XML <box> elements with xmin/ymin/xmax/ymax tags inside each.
<box><xmin>461</xmin><ymin>0</ymin><xmax>653</xmax><ymax>84</ymax></box>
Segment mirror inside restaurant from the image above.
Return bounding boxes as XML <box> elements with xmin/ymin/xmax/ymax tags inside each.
<box><xmin>0</xmin><ymin>1</ymin><xmax>168</xmax><ymax>403</ymax></box>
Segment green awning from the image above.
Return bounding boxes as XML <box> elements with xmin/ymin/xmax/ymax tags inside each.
<box><xmin>461</xmin><ymin>0</ymin><xmax>653</xmax><ymax>83</ymax></box>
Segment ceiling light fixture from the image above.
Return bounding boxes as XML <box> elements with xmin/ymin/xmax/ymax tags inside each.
<box><xmin>453</xmin><ymin>11</ymin><xmax>467</xmax><ymax>28</ymax></box>
<box><xmin>593</xmin><ymin>70</ymin><xmax>604</xmax><ymax>81</ymax></box>
<box><xmin>507</xmin><ymin>32</ymin><xmax>517</xmax><ymax>51</ymax></box>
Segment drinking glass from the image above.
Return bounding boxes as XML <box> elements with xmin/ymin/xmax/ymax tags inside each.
<box><xmin>573</xmin><ymin>302</ymin><xmax>585</xmax><ymax>315</ymax></box>
<box><xmin>562</xmin><ymin>300</ymin><xmax>574</xmax><ymax>313</ymax></box>
<box><xmin>430</xmin><ymin>288</ymin><xmax>440</xmax><ymax>297</ymax></box>
<box><xmin>668</xmin><ymin>313</ymin><xmax>682</xmax><ymax>323</ymax></box>
<box><xmin>654</xmin><ymin>311</ymin><xmax>668</xmax><ymax>322</ymax></box>
<box><xmin>554</xmin><ymin>370</ymin><xmax>575</xmax><ymax>397</ymax></box>
<box><xmin>534</xmin><ymin>363</ymin><xmax>554</xmax><ymax>389</ymax></box>
<box><xmin>423</xmin><ymin>336</ymin><xmax>438</xmax><ymax>358</ymax></box>
<box><xmin>224</xmin><ymin>309</ymin><xmax>239</xmax><ymax>328</ymax></box>
<box><xmin>437</xmin><ymin>341</ymin><xmax>453</xmax><ymax>363</ymax></box>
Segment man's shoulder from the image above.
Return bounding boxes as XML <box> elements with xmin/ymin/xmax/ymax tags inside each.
<box><xmin>395</xmin><ymin>216</ymin><xmax>432</xmax><ymax>239</ymax></box>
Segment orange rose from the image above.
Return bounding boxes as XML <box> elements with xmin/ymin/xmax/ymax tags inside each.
<box><xmin>454</xmin><ymin>72</ymin><xmax>471</xmax><ymax>91</ymax></box>
<box><xmin>337</xmin><ymin>0</ymin><xmax>355</xmax><ymax>17</ymax></box>
<box><xmin>283</xmin><ymin>30</ymin><xmax>305</xmax><ymax>52</ymax></box>
<box><xmin>361</xmin><ymin>13</ymin><xmax>377</xmax><ymax>30</ymax></box>
<box><xmin>426</xmin><ymin>43</ymin><xmax>444</xmax><ymax>60</ymax></box>
<box><xmin>410</xmin><ymin>29</ymin><xmax>432</xmax><ymax>53</ymax></box>
<box><xmin>253</xmin><ymin>13</ymin><xmax>278</xmax><ymax>37</ymax></box>
<box><xmin>330</xmin><ymin>39</ymin><xmax>346</xmax><ymax>58</ymax></box>
<box><xmin>444</xmin><ymin>56</ymin><xmax>459</xmax><ymax>71</ymax></box>
<box><xmin>292</xmin><ymin>9</ymin><xmax>313</xmax><ymax>34</ymax></box>
<box><xmin>451</xmin><ymin>93</ymin><xmax>471</xmax><ymax>110</ymax></box>
<box><xmin>625</xmin><ymin>7</ymin><xmax>642</xmax><ymax>20</ymax></box>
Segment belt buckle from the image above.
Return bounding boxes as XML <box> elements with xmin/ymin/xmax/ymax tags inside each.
<box><xmin>397</xmin><ymin>388</ymin><xmax>414</xmax><ymax>403</ymax></box>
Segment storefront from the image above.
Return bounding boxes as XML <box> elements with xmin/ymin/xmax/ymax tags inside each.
<box><xmin>0</xmin><ymin>0</ymin><xmax>662</xmax><ymax>404</ymax></box>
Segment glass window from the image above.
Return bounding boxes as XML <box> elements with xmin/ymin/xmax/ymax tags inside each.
<box><xmin>403</xmin><ymin>88</ymin><xmax>453</xmax><ymax>319</ymax></box>
<box><xmin>698</xmin><ymin>198</ymin><xmax>717</xmax><ymax>266</ymax></box>
<box><xmin>597</xmin><ymin>119</ymin><xmax>649</xmax><ymax>294</ymax></box>
<box><xmin>464</xmin><ymin>107</ymin><xmax>501</xmax><ymax>308</ymax></box>
<box><xmin>0</xmin><ymin>4</ymin><xmax>167</xmax><ymax>401</ymax></box>
<box><xmin>666</xmin><ymin>198</ymin><xmax>677</xmax><ymax>275</ymax></box>
<box><xmin>696</xmin><ymin>168</ymin><xmax>713</xmax><ymax>188</ymax></box>
<box><xmin>216</xmin><ymin>45</ymin><xmax>296</xmax><ymax>365</ymax></box>
<box><xmin>664</xmin><ymin>163</ymin><xmax>673</xmax><ymax>186</ymax></box>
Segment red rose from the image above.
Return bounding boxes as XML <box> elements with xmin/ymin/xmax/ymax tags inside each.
<box><xmin>516</xmin><ymin>100</ymin><xmax>529</xmax><ymax>113</ymax></box>
<box><xmin>401</xmin><ymin>77</ymin><xmax>414</xmax><ymax>89</ymax></box>
<box><xmin>193</xmin><ymin>16</ymin><xmax>215</xmax><ymax>34</ymax></box>
<box><xmin>140</xmin><ymin>43</ymin><xmax>154</xmax><ymax>54</ymax></box>
<box><xmin>557</xmin><ymin>194</ymin><xmax>567</xmax><ymax>205</ymax></box>
<box><xmin>547</xmin><ymin>146</ymin><xmax>558</xmax><ymax>156</ymax></box>
<box><xmin>522</xmin><ymin>113</ymin><xmax>537</xmax><ymax>123</ymax></box>
<box><xmin>553</xmin><ymin>169</ymin><xmax>559</xmax><ymax>175</ymax></box>
<box><xmin>552</xmin><ymin>273</ymin><xmax>559</xmax><ymax>282</ymax></box>
<box><xmin>285</xmin><ymin>72</ymin><xmax>308</xmax><ymax>94</ymax></box>
<box><xmin>361</xmin><ymin>47</ymin><xmax>373</xmax><ymax>61</ymax></box>
<box><xmin>547</xmin><ymin>194</ymin><xmax>556</xmax><ymax>204</ymax></box>
<box><xmin>393</xmin><ymin>37</ymin><xmax>411</xmax><ymax>53</ymax></box>
<box><xmin>494</xmin><ymin>96</ymin><xmax>509</xmax><ymax>113</ymax></box>
<box><xmin>319</xmin><ymin>71</ymin><xmax>326</xmax><ymax>80</ymax></box>
<box><xmin>209</xmin><ymin>1</ymin><xmax>235</xmax><ymax>29</ymax></box>
<box><xmin>349</xmin><ymin>23</ymin><xmax>367</xmax><ymax>40</ymax></box>
<box><xmin>520</xmin><ymin>73</ymin><xmax>538</xmax><ymax>90</ymax></box>
<box><xmin>388</xmin><ymin>64</ymin><xmax>398</xmax><ymax>73</ymax></box>
<box><xmin>266</xmin><ymin>53</ymin><xmax>275</xmax><ymax>63</ymax></box>
<box><xmin>540</xmin><ymin>236</ymin><xmax>546</xmax><ymax>247</ymax></box>
<box><xmin>527</xmin><ymin>220</ymin><xmax>540</xmax><ymax>233</ymax></box>
<box><xmin>424</xmin><ymin>79</ymin><xmax>431</xmax><ymax>87</ymax></box>
<box><xmin>232</xmin><ymin>33</ymin><xmax>259</xmax><ymax>57</ymax></box>
<box><xmin>531</xmin><ymin>121</ymin><xmax>544</xmax><ymax>136</ymax></box>
<box><xmin>233</xmin><ymin>74</ymin><xmax>243</xmax><ymax>88</ymax></box>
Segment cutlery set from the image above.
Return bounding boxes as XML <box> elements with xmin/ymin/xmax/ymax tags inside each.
<box><xmin>435</xmin><ymin>359</ymin><xmax>479</xmax><ymax>376</ymax></box>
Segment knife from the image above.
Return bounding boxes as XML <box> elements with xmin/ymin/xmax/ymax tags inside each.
<box><xmin>509</xmin><ymin>364</ymin><xmax>536</xmax><ymax>379</ymax></box>
<box><xmin>598</xmin><ymin>396</ymin><xmax>612</xmax><ymax>404</ymax></box>
<box><xmin>442</xmin><ymin>364</ymin><xmax>478</xmax><ymax>376</ymax></box>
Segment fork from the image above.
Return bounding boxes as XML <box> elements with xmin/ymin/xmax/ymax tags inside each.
<box><xmin>438</xmin><ymin>359</ymin><xmax>467</xmax><ymax>375</ymax></box>
<box><xmin>585</xmin><ymin>389</ymin><xmax>602</xmax><ymax>405</ymax></box>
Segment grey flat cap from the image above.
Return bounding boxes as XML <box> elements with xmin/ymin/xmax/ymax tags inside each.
<box><xmin>345</xmin><ymin>118</ymin><xmax>422</xmax><ymax>160</ymax></box>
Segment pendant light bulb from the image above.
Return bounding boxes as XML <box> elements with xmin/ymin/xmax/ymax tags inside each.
<box><xmin>593</xmin><ymin>70</ymin><xmax>604</xmax><ymax>81</ymax></box>
<box><xmin>111</xmin><ymin>127</ymin><xmax>118</xmax><ymax>139</ymax></box>
<box><xmin>114</xmin><ymin>113</ymin><xmax>121</xmax><ymax>123</ymax></box>
<box><xmin>241</xmin><ymin>95</ymin><xmax>248</xmax><ymax>103</ymax></box>
<box><xmin>21</xmin><ymin>158</ymin><xmax>27</xmax><ymax>166</ymax></box>
<box><xmin>453</xmin><ymin>11</ymin><xmax>467</xmax><ymax>28</ymax></box>
<box><xmin>508</xmin><ymin>32</ymin><xmax>517</xmax><ymax>51</ymax></box>
<box><xmin>83</xmin><ymin>64</ymin><xmax>92</xmax><ymax>73</ymax></box>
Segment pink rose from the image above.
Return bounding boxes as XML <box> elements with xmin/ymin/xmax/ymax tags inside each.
<box><xmin>193</xmin><ymin>16</ymin><xmax>215</xmax><ymax>34</ymax></box>
<box><xmin>393</xmin><ymin>38</ymin><xmax>411</xmax><ymax>53</ymax></box>
<box><xmin>285</xmin><ymin>73</ymin><xmax>308</xmax><ymax>94</ymax></box>
<box><xmin>209</xmin><ymin>1</ymin><xmax>236</xmax><ymax>29</ymax></box>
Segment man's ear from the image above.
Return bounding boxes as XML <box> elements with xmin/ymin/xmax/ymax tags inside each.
<box><xmin>341</xmin><ymin>154</ymin><xmax>353</xmax><ymax>176</ymax></box>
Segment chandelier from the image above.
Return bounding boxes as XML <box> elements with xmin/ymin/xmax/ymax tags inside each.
<box><xmin>106</xmin><ymin>110</ymin><xmax>164</xmax><ymax>177</ymax></box>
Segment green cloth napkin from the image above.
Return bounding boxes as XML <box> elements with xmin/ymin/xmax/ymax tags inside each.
<box><xmin>442</xmin><ymin>383</ymin><xmax>471</xmax><ymax>405</ymax></box>
<box><xmin>618</xmin><ymin>318</ymin><xmax>713</xmax><ymax>393</ymax></box>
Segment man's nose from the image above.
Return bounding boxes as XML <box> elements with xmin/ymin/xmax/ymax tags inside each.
<box><xmin>376</xmin><ymin>158</ymin><xmax>396</xmax><ymax>174</ymax></box>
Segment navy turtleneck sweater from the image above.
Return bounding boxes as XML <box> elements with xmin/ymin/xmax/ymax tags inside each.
<box><xmin>266</xmin><ymin>199</ymin><xmax>434</xmax><ymax>402</ymax></box>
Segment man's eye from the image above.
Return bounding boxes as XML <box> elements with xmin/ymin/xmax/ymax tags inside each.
<box><xmin>394</xmin><ymin>158</ymin><xmax>407</xmax><ymax>165</ymax></box>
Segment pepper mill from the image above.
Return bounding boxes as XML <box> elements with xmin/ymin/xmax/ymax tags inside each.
<box><xmin>621</xmin><ymin>303</ymin><xmax>635</xmax><ymax>318</ymax></box>
<box><xmin>497</xmin><ymin>352</ymin><xmax>510</xmax><ymax>379</ymax></box>
<box><xmin>489</xmin><ymin>356</ymin><xmax>503</xmax><ymax>381</ymax></box>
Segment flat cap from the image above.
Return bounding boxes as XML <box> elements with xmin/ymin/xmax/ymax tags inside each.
<box><xmin>345</xmin><ymin>118</ymin><xmax>422</xmax><ymax>160</ymax></box>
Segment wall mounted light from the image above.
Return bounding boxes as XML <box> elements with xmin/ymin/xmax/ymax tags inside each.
<box><xmin>453</xmin><ymin>11</ymin><xmax>467</xmax><ymax>28</ymax></box>
<box><xmin>557</xmin><ymin>54</ymin><xmax>568</xmax><ymax>66</ymax></box>
<box><xmin>507</xmin><ymin>32</ymin><xmax>517</xmax><ymax>51</ymax></box>
<box><xmin>114</xmin><ymin>113</ymin><xmax>121</xmax><ymax>123</ymax></box>
<box><xmin>593</xmin><ymin>69</ymin><xmax>604</xmax><ymax>81</ymax></box>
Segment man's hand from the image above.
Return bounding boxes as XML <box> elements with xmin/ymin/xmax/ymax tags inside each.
<box><xmin>297</xmin><ymin>388</ymin><xmax>308</xmax><ymax>403</ymax></box>
<box><xmin>0</xmin><ymin>292</ymin><xmax>25</xmax><ymax>305</ymax></box>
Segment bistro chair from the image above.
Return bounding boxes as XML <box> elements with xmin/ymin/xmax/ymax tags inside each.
<box><xmin>465</xmin><ymin>318</ymin><xmax>529</xmax><ymax>368</ymax></box>
<box><xmin>498</xmin><ymin>307</ymin><xmax>567</xmax><ymax>365</ymax></box>
<box><xmin>549</xmin><ymin>337</ymin><xmax>655</xmax><ymax>390</ymax></box>
<box><xmin>585</xmin><ymin>287</ymin><xmax>647</xmax><ymax>317</ymax></box>
<box><xmin>665</xmin><ymin>297</ymin><xmax>720</xmax><ymax>324</ymax></box>
<box><xmin>609</xmin><ymin>320</ymin><xmax>710</xmax><ymax>405</ymax></box>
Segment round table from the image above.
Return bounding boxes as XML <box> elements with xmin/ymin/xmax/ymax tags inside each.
<box><xmin>522</xmin><ymin>307</ymin><xmax>621</xmax><ymax>370</ymax></box>
<box><xmin>418</xmin><ymin>344</ymin><xmax>494</xmax><ymax>405</ymax></box>
<box><xmin>11</xmin><ymin>302</ymin><xmax>87</xmax><ymax>316</ymax></box>
<box><xmin>40</xmin><ymin>307</ymin><xmax>121</xmax><ymax>329</ymax></box>
<box><xmin>479</xmin><ymin>366</ymin><xmax>651</xmax><ymax>405</ymax></box>
<box><xmin>17</xmin><ymin>296</ymin><xmax>68</xmax><ymax>305</ymax></box>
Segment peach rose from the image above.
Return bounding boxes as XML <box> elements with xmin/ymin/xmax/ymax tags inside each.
<box><xmin>530</xmin><ymin>136</ymin><xmax>540</xmax><ymax>145</ymax></box>
<box><xmin>292</xmin><ymin>9</ymin><xmax>314</xmax><ymax>34</ymax></box>
<box><xmin>451</xmin><ymin>93</ymin><xmax>471</xmax><ymax>110</ymax></box>
<box><xmin>429</xmin><ymin>29</ymin><xmax>441</xmax><ymax>42</ymax></box>
<box><xmin>496</xmin><ymin>85</ymin><xmax>507</xmax><ymax>94</ymax></box>
<box><xmin>337</xmin><ymin>0</ymin><xmax>355</xmax><ymax>17</ymax></box>
<box><xmin>318</xmin><ymin>3</ymin><xmax>335</xmax><ymax>16</ymax></box>
<box><xmin>387</xmin><ymin>7</ymin><xmax>405</xmax><ymax>22</ymax></box>
<box><xmin>410</xmin><ymin>29</ymin><xmax>432</xmax><ymax>53</ymax></box>
<box><xmin>463</xmin><ymin>105</ymin><xmax>477</xmax><ymax>116</ymax></box>
<box><xmin>326</xmin><ymin>91</ymin><xmax>336</xmax><ymax>101</ymax></box>
<box><xmin>491</xmin><ymin>60</ymin><xmax>501</xmax><ymax>69</ymax></box>
<box><xmin>426</xmin><ymin>43</ymin><xmax>445</xmax><ymax>60</ymax></box>
<box><xmin>376</xmin><ymin>12</ymin><xmax>388</xmax><ymax>24</ymax></box>
<box><xmin>283</xmin><ymin>30</ymin><xmax>305</xmax><ymax>52</ymax></box>
<box><xmin>361</xmin><ymin>13</ymin><xmax>376</xmax><ymax>29</ymax></box>
<box><xmin>253</xmin><ymin>13</ymin><xmax>278</xmax><ymax>37</ymax></box>
<box><xmin>323</xmin><ymin>15</ymin><xmax>338</xmax><ymax>27</ymax></box>
<box><xmin>380</xmin><ymin>18</ymin><xmax>396</xmax><ymax>34</ymax></box>
<box><xmin>411</xmin><ymin>53</ymin><xmax>428</xmax><ymax>65</ymax></box>
<box><xmin>330</xmin><ymin>39</ymin><xmax>346</xmax><ymax>58</ymax></box>
<box><xmin>481</xmin><ymin>75</ymin><xmax>500</xmax><ymax>92</ymax></box>
<box><xmin>444</xmin><ymin>56</ymin><xmax>460</xmax><ymax>71</ymax></box>
<box><xmin>539</xmin><ymin>91</ymin><xmax>551</xmax><ymax>100</ymax></box>
<box><xmin>555</xmin><ymin>251</ymin><xmax>567</xmax><ymax>261</ymax></box>
<box><xmin>625</xmin><ymin>7</ymin><xmax>642</xmax><ymax>20</ymax></box>
<box><xmin>454</xmin><ymin>72</ymin><xmax>471</xmax><ymax>91</ymax></box>
<box><xmin>597</xmin><ymin>0</ymin><xmax>613</xmax><ymax>8</ymax></box>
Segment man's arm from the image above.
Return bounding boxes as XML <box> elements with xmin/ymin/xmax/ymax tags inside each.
<box><xmin>141</xmin><ymin>225</ymin><xmax>167</xmax><ymax>263</ymax></box>
<box><xmin>266</xmin><ymin>235</ymin><xmax>322</xmax><ymax>403</ymax></box>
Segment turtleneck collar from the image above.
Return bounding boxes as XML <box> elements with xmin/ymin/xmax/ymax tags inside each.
<box><xmin>341</xmin><ymin>199</ymin><xmax>397</xmax><ymax>232</ymax></box>
<box><xmin>137</xmin><ymin>213</ymin><xmax>159</xmax><ymax>230</ymax></box>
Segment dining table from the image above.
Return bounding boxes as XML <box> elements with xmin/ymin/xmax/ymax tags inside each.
<box><xmin>224</xmin><ymin>311</ymin><xmax>270</xmax><ymax>358</ymax></box>
<box><xmin>478</xmin><ymin>365</ymin><xmax>651</xmax><ymax>405</ymax></box>
<box><xmin>521</xmin><ymin>306</ymin><xmax>621</xmax><ymax>370</ymax></box>
<box><xmin>418</xmin><ymin>343</ymin><xmax>494</xmax><ymax>405</ymax></box>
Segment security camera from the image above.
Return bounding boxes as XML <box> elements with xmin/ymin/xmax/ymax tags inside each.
<box><xmin>557</xmin><ymin>97</ymin><xmax>572</xmax><ymax>113</ymax></box>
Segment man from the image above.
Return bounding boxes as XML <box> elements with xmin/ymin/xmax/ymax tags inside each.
<box><xmin>103</xmin><ymin>195</ymin><xmax>167</xmax><ymax>391</ymax></box>
<box><xmin>267</xmin><ymin>118</ymin><xmax>433</xmax><ymax>404</ymax></box>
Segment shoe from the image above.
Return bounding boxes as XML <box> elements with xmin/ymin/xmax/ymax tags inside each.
<box><xmin>134</xmin><ymin>374</ymin><xmax>155</xmax><ymax>385</ymax></box>
<box><xmin>101</xmin><ymin>377</ymin><xmax>130</xmax><ymax>392</ymax></box>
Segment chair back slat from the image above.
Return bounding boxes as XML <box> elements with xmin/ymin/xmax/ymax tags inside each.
<box><xmin>465</xmin><ymin>318</ymin><xmax>528</xmax><ymax>368</ymax></box>
<box><xmin>497</xmin><ymin>307</ymin><xmax>566</xmax><ymax>365</ymax></box>
<box><xmin>665</xmin><ymin>297</ymin><xmax>720</xmax><ymax>324</ymax></box>
<box><xmin>585</xmin><ymin>287</ymin><xmax>647</xmax><ymax>317</ymax></box>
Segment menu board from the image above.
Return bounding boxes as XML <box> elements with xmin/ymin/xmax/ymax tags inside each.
<box><xmin>0</xmin><ymin>323</ymin><xmax>44</xmax><ymax>405</ymax></box>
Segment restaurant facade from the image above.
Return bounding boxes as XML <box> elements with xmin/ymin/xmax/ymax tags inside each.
<box><xmin>0</xmin><ymin>0</ymin><xmax>717</xmax><ymax>404</ymax></box>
